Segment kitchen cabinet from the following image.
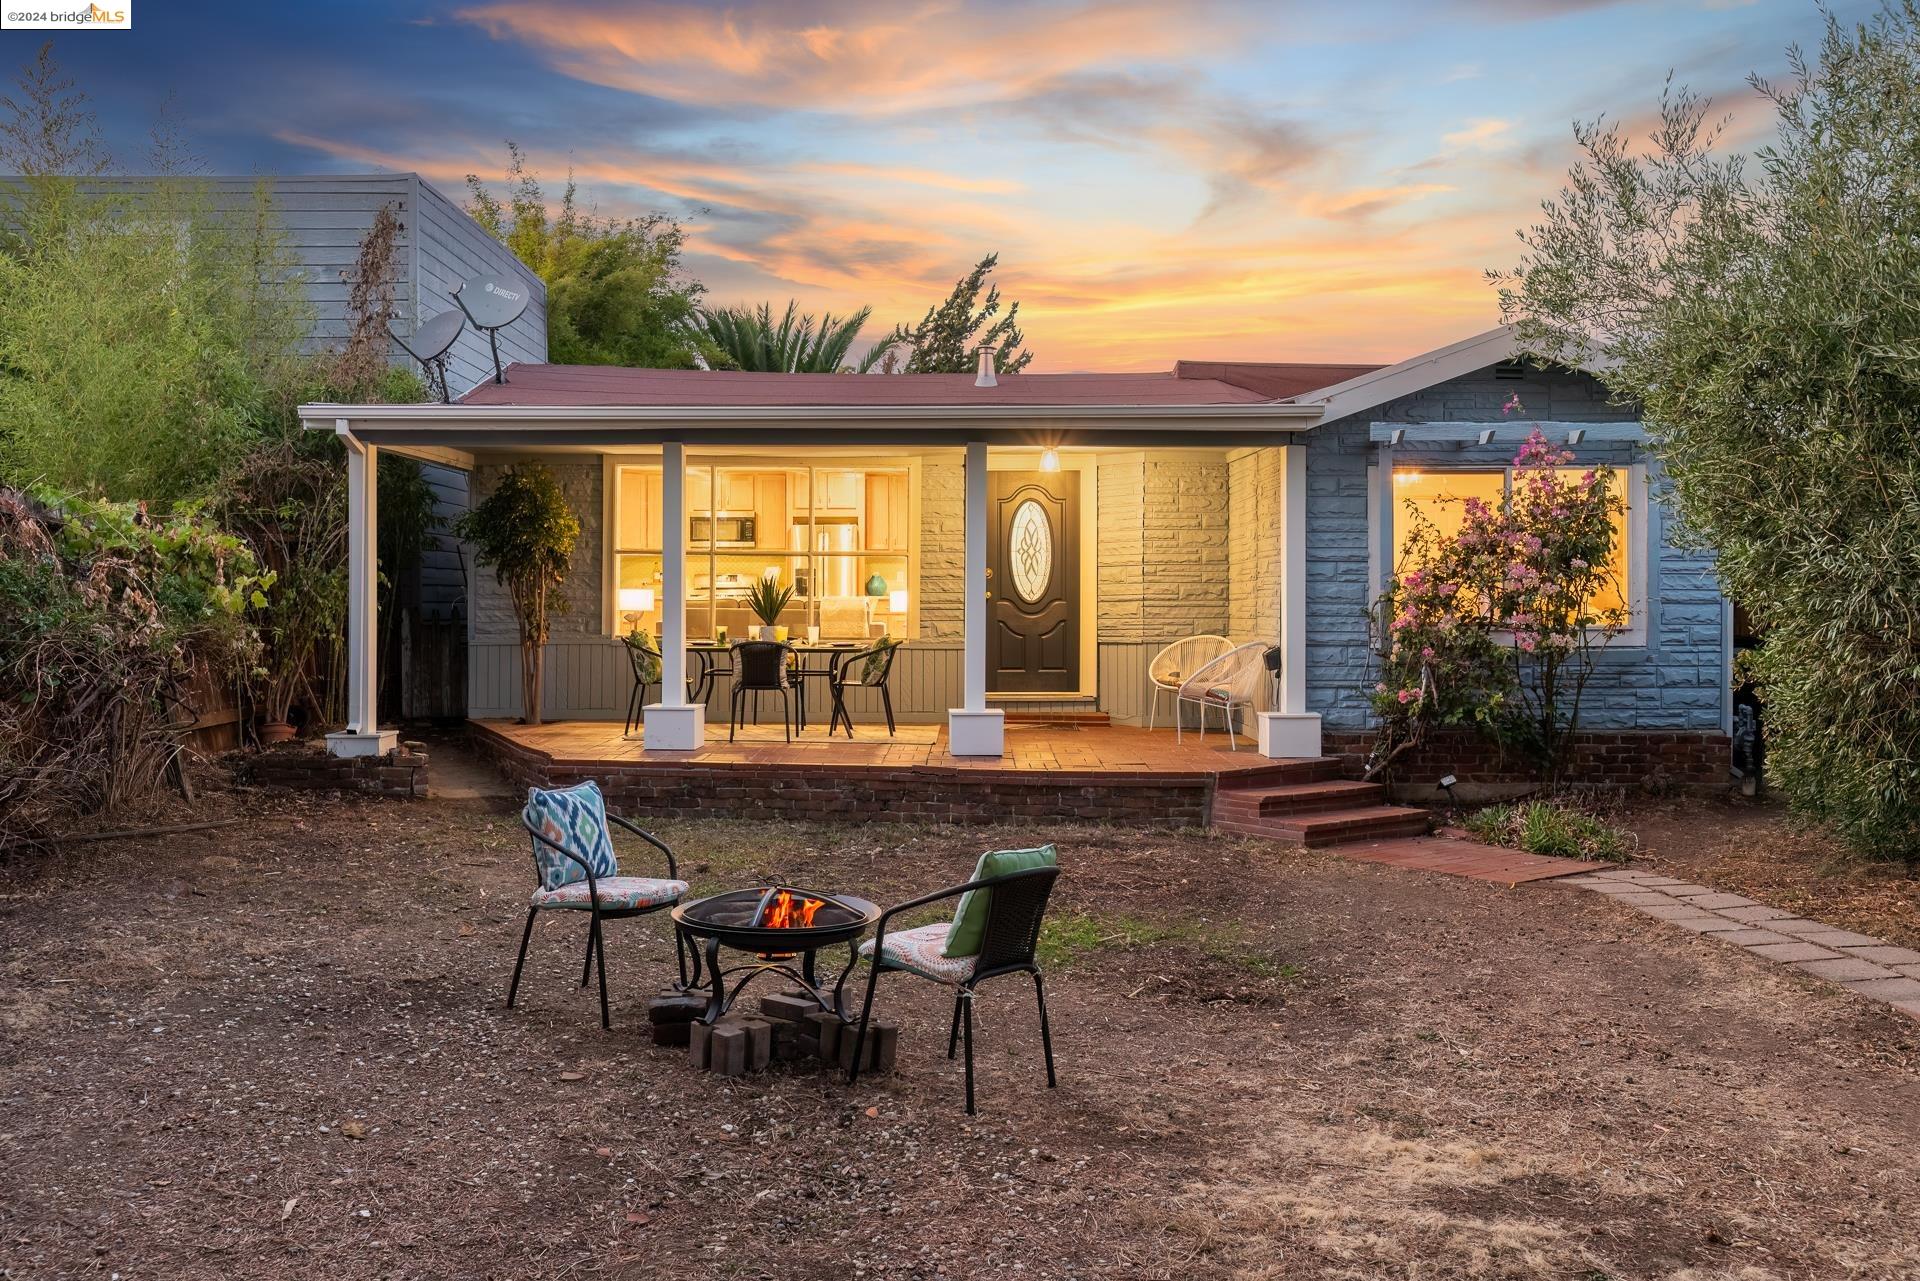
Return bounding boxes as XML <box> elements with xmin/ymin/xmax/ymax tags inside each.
<box><xmin>816</xmin><ymin>470</ymin><xmax>863</xmax><ymax>514</ymax></box>
<box><xmin>753</xmin><ymin>473</ymin><xmax>787</xmax><ymax>547</ymax></box>
<box><xmin>863</xmin><ymin>472</ymin><xmax>910</xmax><ymax>552</ymax></box>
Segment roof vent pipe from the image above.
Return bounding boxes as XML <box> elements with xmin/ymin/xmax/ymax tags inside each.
<box><xmin>974</xmin><ymin>345</ymin><xmax>998</xmax><ymax>388</ymax></box>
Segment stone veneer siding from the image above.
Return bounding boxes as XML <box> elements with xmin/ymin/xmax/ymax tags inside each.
<box><xmin>1302</xmin><ymin>364</ymin><xmax>1729</xmax><ymax>736</ymax></box>
<box><xmin>1228</xmin><ymin>447</ymin><xmax>1285</xmax><ymax>643</ymax></box>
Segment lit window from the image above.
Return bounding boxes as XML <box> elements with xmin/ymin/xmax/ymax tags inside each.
<box><xmin>1391</xmin><ymin>466</ymin><xmax>1633</xmax><ymax>628</ymax></box>
<box><xmin>611</xmin><ymin>463</ymin><xmax>915</xmax><ymax>641</ymax></box>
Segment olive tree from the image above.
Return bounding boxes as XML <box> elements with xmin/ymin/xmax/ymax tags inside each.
<box><xmin>1494</xmin><ymin>4</ymin><xmax>1920</xmax><ymax>860</ymax></box>
<box><xmin>455</xmin><ymin>466</ymin><xmax>579</xmax><ymax>726</ymax></box>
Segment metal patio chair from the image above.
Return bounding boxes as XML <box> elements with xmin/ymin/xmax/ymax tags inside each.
<box><xmin>1176</xmin><ymin>639</ymin><xmax>1273</xmax><ymax>750</ymax></box>
<box><xmin>825</xmin><ymin>640</ymin><xmax>901</xmax><ymax>738</ymax></box>
<box><xmin>1146</xmin><ymin>634</ymin><xmax>1231</xmax><ymax>730</ymax></box>
<box><xmin>506</xmin><ymin>781</ymin><xmax>689</xmax><ymax>1030</ymax></box>
<box><xmin>846</xmin><ymin>860</ymin><xmax>1061</xmax><ymax>1114</ymax></box>
<box><xmin>727</xmin><ymin>639</ymin><xmax>797</xmax><ymax>742</ymax></box>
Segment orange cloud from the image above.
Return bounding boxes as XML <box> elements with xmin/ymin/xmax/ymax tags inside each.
<box><xmin>452</xmin><ymin>0</ymin><xmax>1233</xmax><ymax>114</ymax></box>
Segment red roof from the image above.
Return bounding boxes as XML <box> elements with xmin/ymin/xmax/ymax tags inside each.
<box><xmin>457</xmin><ymin>362</ymin><xmax>1371</xmax><ymax>408</ymax></box>
<box><xmin>1171</xmin><ymin>360</ymin><xmax>1385</xmax><ymax>399</ymax></box>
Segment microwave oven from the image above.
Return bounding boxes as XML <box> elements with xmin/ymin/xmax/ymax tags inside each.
<box><xmin>690</xmin><ymin>515</ymin><xmax>756</xmax><ymax>546</ymax></box>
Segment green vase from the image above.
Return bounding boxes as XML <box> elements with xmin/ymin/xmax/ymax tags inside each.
<box><xmin>864</xmin><ymin>573</ymin><xmax>888</xmax><ymax>597</ymax></box>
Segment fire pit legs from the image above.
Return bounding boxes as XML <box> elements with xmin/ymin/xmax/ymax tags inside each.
<box><xmin>683</xmin><ymin>936</ymin><xmax>863</xmax><ymax>1027</ymax></box>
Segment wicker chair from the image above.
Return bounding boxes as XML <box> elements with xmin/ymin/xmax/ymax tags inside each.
<box><xmin>506</xmin><ymin>782</ymin><xmax>688</xmax><ymax>1030</ymax></box>
<box><xmin>1175</xmin><ymin>640</ymin><xmax>1273</xmax><ymax>750</ymax></box>
<box><xmin>1146</xmin><ymin>634</ymin><xmax>1231</xmax><ymax>730</ymax></box>
<box><xmin>846</xmin><ymin>861</ymin><xmax>1061</xmax><ymax>1114</ymax></box>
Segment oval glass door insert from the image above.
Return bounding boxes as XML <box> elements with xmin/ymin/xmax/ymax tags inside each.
<box><xmin>1009</xmin><ymin>499</ymin><xmax>1052</xmax><ymax>604</ymax></box>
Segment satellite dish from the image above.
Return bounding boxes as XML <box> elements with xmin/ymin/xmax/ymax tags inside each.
<box><xmin>451</xmin><ymin>273</ymin><xmax>532</xmax><ymax>384</ymax></box>
<box><xmin>388</xmin><ymin>309</ymin><xmax>465</xmax><ymax>403</ymax></box>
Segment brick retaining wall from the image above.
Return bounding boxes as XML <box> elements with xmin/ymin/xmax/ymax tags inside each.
<box><xmin>470</xmin><ymin>724</ymin><xmax>1213</xmax><ymax>826</ymax></box>
<box><xmin>242</xmin><ymin>742</ymin><xmax>431</xmax><ymax>799</ymax></box>
<box><xmin>1325</xmin><ymin>728</ymin><xmax>1732</xmax><ymax>798</ymax></box>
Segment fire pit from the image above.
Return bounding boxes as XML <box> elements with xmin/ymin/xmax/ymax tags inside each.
<box><xmin>671</xmin><ymin>886</ymin><xmax>880</xmax><ymax>1025</ymax></box>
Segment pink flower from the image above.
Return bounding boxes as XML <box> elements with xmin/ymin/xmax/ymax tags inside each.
<box><xmin>1420</xmin><ymin>646</ymin><xmax>1435</xmax><ymax>659</ymax></box>
<box><xmin>1502</xmin><ymin>392</ymin><xmax>1524</xmax><ymax>417</ymax></box>
<box><xmin>1375</xmin><ymin>682</ymin><xmax>1388</xmax><ymax>693</ymax></box>
<box><xmin>1571</xmin><ymin>557</ymin><xmax>1588</xmax><ymax>570</ymax></box>
<box><xmin>1517</xmin><ymin>634</ymin><xmax>1537</xmax><ymax>652</ymax></box>
<box><xmin>1397</xmin><ymin>689</ymin><xmax>1413</xmax><ymax>704</ymax></box>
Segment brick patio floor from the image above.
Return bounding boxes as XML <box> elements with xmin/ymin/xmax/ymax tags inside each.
<box><xmin>1564</xmin><ymin>868</ymin><xmax>1920</xmax><ymax>1022</ymax></box>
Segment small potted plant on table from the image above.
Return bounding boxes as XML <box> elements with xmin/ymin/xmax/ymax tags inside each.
<box><xmin>747</xmin><ymin>572</ymin><xmax>795</xmax><ymax>642</ymax></box>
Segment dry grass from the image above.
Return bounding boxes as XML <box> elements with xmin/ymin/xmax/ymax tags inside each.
<box><xmin>3</xmin><ymin>772</ymin><xmax>1920</xmax><ymax>1278</ymax></box>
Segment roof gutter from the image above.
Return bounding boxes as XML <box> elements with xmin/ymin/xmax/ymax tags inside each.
<box><xmin>299</xmin><ymin>400</ymin><xmax>1324</xmax><ymax>429</ymax></box>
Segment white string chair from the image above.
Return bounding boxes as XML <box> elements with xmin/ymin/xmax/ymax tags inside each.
<box><xmin>1145</xmin><ymin>634</ymin><xmax>1231</xmax><ymax>731</ymax></box>
<box><xmin>1176</xmin><ymin>640</ymin><xmax>1275</xmax><ymax>750</ymax></box>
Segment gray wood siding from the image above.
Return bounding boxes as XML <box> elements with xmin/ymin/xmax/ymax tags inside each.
<box><xmin>409</xmin><ymin>174</ymin><xmax>548</xmax><ymax>396</ymax></box>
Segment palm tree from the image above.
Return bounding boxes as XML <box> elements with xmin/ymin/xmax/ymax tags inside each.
<box><xmin>689</xmin><ymin>300</ymin><xmax>892</xmax><ymax>373</ymax></box>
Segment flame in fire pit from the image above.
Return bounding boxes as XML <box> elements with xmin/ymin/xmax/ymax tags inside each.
<box><xmin>757</xmin><ymin>889</ymin><xmax>824</xmax><ymax>930</ymax></box>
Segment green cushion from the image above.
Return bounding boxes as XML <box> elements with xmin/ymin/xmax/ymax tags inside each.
<box><xmin>942</xmin><ymin>844</ymin><xmax>1057</xmax><ymax>958</ymax></box>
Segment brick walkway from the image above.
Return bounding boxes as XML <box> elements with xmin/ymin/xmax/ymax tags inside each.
<box><xmin>1330</xmin><ymin>836</ymin><xmax>1608</xmax><ymax>884</ymax></box>
<box><xmin>1565</xmin><ymin>867</ymin><xmax>1920</xmax><ymax>1021</ymax></box>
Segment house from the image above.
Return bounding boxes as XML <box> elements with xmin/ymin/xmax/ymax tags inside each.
<box><xmin>88</xmin><ymin>173</ymin><xmax>547</xmax><ymax>718</ymax></box>
<box><xmin>302</xmin><ymin>326</ymin><xmax>1732</xmax><ymax>804</ymax></box>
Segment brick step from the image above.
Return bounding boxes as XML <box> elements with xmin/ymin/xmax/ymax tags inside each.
<box><xmin>1003</xmin><ymin>710</ymin><xmax>1111</xmax><ymax>726</ymax></box>
<box><xmin>1213</xmin><ymin>804</ymin><xmax>1431</xmax><ymax>848</ymax></box>
<box><xmin>1210</xmin><ymin>756</ymin><xmax>1349</xmax><ymax>788</ymax></box>
<box><xmin>1212</xmin><ymin>779</ymin><xmax>1388</xmax><ymax>817</ymax></box>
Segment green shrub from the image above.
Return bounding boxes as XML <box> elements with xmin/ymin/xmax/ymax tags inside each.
<box><xmin>1464</xmin><ymin>800</ymin><xmax>1635</xmax><ymax>863</ymax></box>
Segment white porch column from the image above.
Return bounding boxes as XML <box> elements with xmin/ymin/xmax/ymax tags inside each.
<box><xmin>1258</xmin><ymin>441</ymin><xmax>1322</xmax><ymax>758</ymax></box>
<box><xmin>326</xmin><ymin>423</ymin><xmax>396</xmax><ymax>758</ymax></box>
<box><xmin>643</xmin><ymin>441</ymin><xmax>705</xmax><ymax>749</ymax></box>
<box><xmin>948</xmin><ymin>440</ymin><xmax>1004</xmax><ymax>756</ymax></box>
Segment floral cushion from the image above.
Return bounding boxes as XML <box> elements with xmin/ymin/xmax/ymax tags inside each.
<box><xmin>859</xmin><ymin>922</ymin><xmax>978</xmax><ymax>985</ymax></box>
<box><xmin>523</xmin><ymin>781</ymin><xmax>618</xmax><ymax>891</ymax></box>
<box><xmin>531</xmin><ymin>875</ymin><xmax>687</xmax><ymax>912</ymax></box>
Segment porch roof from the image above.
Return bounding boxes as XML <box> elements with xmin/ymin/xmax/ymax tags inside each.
<box><xmin>457</xmin><ymin>362</ymin><xmax>1292</xmax><ymax>407</ymax></box>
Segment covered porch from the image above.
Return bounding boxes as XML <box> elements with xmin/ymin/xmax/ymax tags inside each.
<box><xmin>303</xmin><ymin>361</ymin><xmax>1331</xmax><ymax>761</ymax></box>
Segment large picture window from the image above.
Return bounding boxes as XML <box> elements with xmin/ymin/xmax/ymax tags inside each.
<box><xmin>1392</xmin><ymin>464</ymin><xmax>1635</xmax><ymax>627</ymax></box>
<box><xmin>609</xmin><ymin>461</ymin><xmax>914</xmax><ymax>642</ymax></box>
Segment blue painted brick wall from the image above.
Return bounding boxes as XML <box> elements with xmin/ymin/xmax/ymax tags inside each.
<box><xmin>1305</xmin><ymin>365</ymin><xmax>1727</xmax><ymax>733</ymax></box>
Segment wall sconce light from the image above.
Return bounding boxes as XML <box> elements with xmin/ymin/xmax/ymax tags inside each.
<box><xmin>1476</xmin><ymin>429</ymin><xmax>1497</xmax><ymax>446</ymax></box>
<box><xmin>1567</xmin><ymin>428</ymin><xmax>1587</xmax><ymax>446</ymax></box>
<box><xmin>1040</xmin><ymin>447</ymin><xmax>1060</xmax><ymax>472</ymax></box>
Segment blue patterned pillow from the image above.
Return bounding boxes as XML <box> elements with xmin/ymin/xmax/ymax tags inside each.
<box><xmin>523</xmin><ymin>781</ymin><xmax>619</xmax><ymax>891</ymax></box>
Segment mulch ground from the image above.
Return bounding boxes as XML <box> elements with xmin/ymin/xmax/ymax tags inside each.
<box><xmin>1620</xmin><ymin>794</ymin><xmax>1920</xmax><ymax>951</ymax></box>
<box><xmin>4</xmin><ymin>778</ymin><xmax>1920</xmax><ymax>1279</ymax></box>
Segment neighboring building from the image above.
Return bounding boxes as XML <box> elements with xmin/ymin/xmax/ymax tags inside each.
<box><xmin>307</xmin><ymin>326</ymin><xmax>1732</xmax><ymax>790</ymax></box>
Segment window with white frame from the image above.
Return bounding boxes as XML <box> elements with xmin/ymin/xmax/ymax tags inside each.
<box><xmin>1390</xmin><ymin>463</ymin><xmax>1640</xmax><ymax>634</ymax></box>
<box><xmin>609</xmin><ymin>461</ymin><xmax>915</xmax><ymax>642</ymax></box>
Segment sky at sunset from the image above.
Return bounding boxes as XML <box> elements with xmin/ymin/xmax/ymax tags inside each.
<box><xmin>11</xmin><ymin>0</ymin><xmax>1871</xmax><ymax>370</ymax></box>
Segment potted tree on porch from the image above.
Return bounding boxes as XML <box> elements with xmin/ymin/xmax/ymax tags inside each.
<box><xmin>455</xmin><ymin>465</ymin><xmax>580</xmax><ymax>726</ymax></box>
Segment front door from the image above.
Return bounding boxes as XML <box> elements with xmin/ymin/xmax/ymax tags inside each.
<box><xmin>988</xmin><ymin>471</ymin><xmax>1079</xmax><ymax>693</ymax></box>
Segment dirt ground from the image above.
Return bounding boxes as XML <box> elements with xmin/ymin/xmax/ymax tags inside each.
<box><xmin>1618</xmin><ymin>794</ymin><xmax>1920</xmax><ymax>951</ymax></box>
<box><xmin>4</xmin><ymin>775</ymin><xmax>1920</xmax><ymax>1280</ymax></box>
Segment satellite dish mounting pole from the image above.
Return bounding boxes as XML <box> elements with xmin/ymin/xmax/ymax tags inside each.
<box><xmin>451</xmin><ymin>275</ymin><xmax>529</xmax><ymax>387</ymax></box>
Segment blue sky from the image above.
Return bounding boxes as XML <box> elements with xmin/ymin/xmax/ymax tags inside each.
<box><xmin>6</xmin><ymin>0</ymin><xmax>1870</xmax><ymax>368</ymax></box>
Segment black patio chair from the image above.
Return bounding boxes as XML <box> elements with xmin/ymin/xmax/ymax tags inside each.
<box><xmin>826</xmin><ymin>640</ymin><xmax>900</xmax><ymax>738</ymax></box>
<box><xmin>846</xmin><ymin>862</ymin><xmax>1061</xmax><ymax>1114</ymax></box>
<box><xmin>506</xmin><ymin>782</ymin><xmax>689</xmax><ymax>1030</ymax></box>
<box><xmin>622</xmin><ymin>634</ymin><xmax>661</xmax><ymax>735</ymax></box>
<box><xmin>728</xmin><ymin>639</ymin><xmax>797</xmax><ymax>742</ymax></box>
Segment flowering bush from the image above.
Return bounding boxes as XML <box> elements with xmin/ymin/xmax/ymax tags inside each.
<box><xmin>1369</xmin><ymin>426</ymin><xmax>1627</xmax><ymax>783</ymax></box>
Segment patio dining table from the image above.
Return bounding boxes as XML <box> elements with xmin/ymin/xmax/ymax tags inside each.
<box><xmin>685</xmin><ymin>639</ymin><xmax>871</xmax><ymax>730</ymax></box>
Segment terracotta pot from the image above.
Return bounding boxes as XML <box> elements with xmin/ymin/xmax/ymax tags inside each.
<box><xmin>259</xmin><ymin>720</ymin><xmax>297</xmax><ymax>745</ymax></box>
